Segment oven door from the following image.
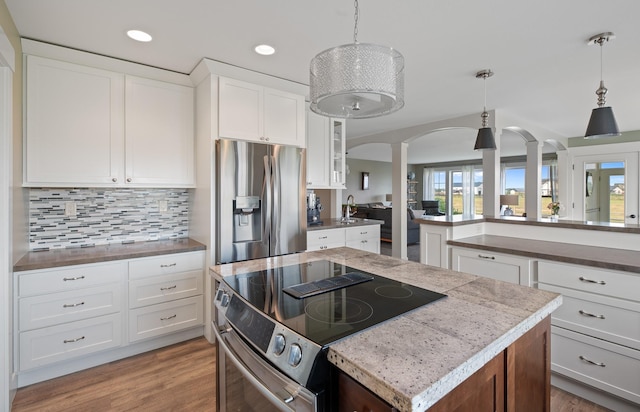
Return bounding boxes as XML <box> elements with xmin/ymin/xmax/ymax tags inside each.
<box><xmin>214</xmin><ymin>323</ymin><xmax>320</xmax><ymax>412</ymax></box>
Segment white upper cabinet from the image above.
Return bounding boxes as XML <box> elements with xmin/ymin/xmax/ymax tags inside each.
<box><xmin>23</xmin><ymin>55</ymin><xmax>195</xmax><ymax>188</ymax></box>
<box><xmin>25</xmin><ymin>55</ymin><xmax>125</xmax><ymax>186</ymax></box>
<box><xmin>306</xmin><ymin>108</ymin><xmax>346</xmax><ymax>189</ymax></box>
<box><xmin>125</xmin><ymin>76</ymin><xmax>194</xmax><ymax>186</ymax></box>
<box><xmin>218</xmin><ymin>77</ymin><xmax>305</xmax><ymax>147</ymax></box>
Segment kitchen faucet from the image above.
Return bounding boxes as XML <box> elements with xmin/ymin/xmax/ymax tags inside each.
<box><xmin>343</xmin><ymin>194</ymin><xmax>355</xmax><ymax>222</ymax></box>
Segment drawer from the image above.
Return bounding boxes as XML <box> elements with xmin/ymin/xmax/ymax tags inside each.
<box><xmin>451</xmin><ymin>247</ymin><xmax>533</xmax><ymax>286</ymax></box>
<box><xmin>307</xmin><ymin>228</ymin><xmax>344</xmax><ymax>251</ymax></box>
<box><xmin>129</xmin><ymin>251</ymin><xmax>204</xmax><ymax>278</ymax></box>
<box><xmin>18</xmin><ymin>261</ymin><xmax>125</xmax><ymax>297</ymax></box>
<box><xmin>541</xmin><ymin>284</ymin><xmax>640</xmax><ymax>350</ymax></box>
<box><xmin>538</xmin><ymin>260</ymin><xmax>640</xmax><ymax>302</ymax></box>
<box><xmin>19</xmin><ymin>284</ymin><xmax>120</xmax><ymax>331</ymax></box>
<box><xmin>128</xmin><ymin>296</ymin><xmax>203</xmax><ymax>342</ymax></box>
<box><xmin>19</xmin><ymin>313</ymin><xmax>122</xmax><ymax>371</ymax></box>
<box><xmin>346</xmin><ymin>239</ymin><xmax>379</xmax><ymax>253</ymax></box>
<box><xmin>129</xmin><ymin>270</ymin><xmax>203</xmax><ymax>308</ymax></box>
<box><xmin>551</xmin><ymin>326</ymin><xmax>640</xmax><ymax>405</ymax></box>
<box><xmin>345</xmin><ymin>225</ymin><xmax>380</xmax><ymax>242</ymax></box>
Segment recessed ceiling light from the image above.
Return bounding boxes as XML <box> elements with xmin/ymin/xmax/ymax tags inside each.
<box><xmin>127</xmin><ymin>30</ymin><xmax>152</xmax><ymax>42</ymax></box>
<box><xmin>254</xmin><ymin>44</ymin><xmax>275</xmax><ymax>56</ymax></box>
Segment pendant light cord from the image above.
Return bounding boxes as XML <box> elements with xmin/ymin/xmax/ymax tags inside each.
<box><xmin>353</xmin><ymin>0</ymin><xmax>359</xmax><ymax>44</ymax></box>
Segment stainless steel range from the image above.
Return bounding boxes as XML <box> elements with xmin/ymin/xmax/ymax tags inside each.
<box><xmin>213</xmin><ymin>260</ymin><xmax>446</xmax><ymax>411</ymax></box>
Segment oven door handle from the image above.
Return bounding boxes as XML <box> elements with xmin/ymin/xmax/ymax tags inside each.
<box><xmin>215</xmin><ymin>326</ymin><xmax>297</xmax><ymax>411</ymax></box>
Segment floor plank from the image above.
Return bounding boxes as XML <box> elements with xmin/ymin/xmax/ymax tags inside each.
<box><xmin>12</xmin><ymin>337</ymin><xmax>216</xmax><ymax>412</ymax></box>
<box><xmin>12</xmin><ymin>336</ymin><xmax>613</xmax><ymax>412</ymax></box>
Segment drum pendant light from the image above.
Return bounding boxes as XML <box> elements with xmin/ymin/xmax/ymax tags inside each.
<box><xmin>585</xmin><ymin>32</ymin><xmax>621</xmax><ymax>139</ymax></box>
<box><xmin>474</xmin><ymin>69</ymin><xmax>497</xmax><ymax>151</ymax></box>
<box><xmin>309</xmin><ymin>0</ymin><xmax>404</xmax><ymax>119</ymax></box>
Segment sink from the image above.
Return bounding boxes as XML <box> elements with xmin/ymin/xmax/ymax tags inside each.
<box><xmin>340</xmin><ymin>218</ymin><xmax>358</xmax><ymax>224</ymax></box>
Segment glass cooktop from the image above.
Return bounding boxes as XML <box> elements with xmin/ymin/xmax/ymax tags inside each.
<box><xmin>222</xmin><ymin>260</ymin><xmax>446</xmax><ymax>346</ymax></box>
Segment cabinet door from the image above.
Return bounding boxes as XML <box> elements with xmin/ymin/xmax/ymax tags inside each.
<box><xmin>330</xmin><ymin>119</ymin><xmax>346</xmax><ymax>188</ymax></box>
<box><xmin>264</xmin><ymin>87</ymin><xmax>305</xmax><ymax>147</ymax></box>
<box><xmin>345</xmin><ymin>225</ymin><xmax>380</xmax><ymax>253</ymax></box>
<box><xmin>125</xmin><ymin>76</ymin><xmax>195</xmax><ymax>187</ymax></box>
<box><xmin>450</xmin><ymin>247</ymin><xmax>533</xmax><ymax>286</ymax></box>
<box><xmin>218</xmin><ymin>77</ymin><xmax>263</xmax><ymax>142</ymax></box>
<box><xmin>306</xmin><ymin>108</ymin><xmax>330</xmax><ymax>188</ymax></box>
<box><xmin>24</xmin><ymin>55</ymin><xmax>125</xmax><ymax>186</ymax></box>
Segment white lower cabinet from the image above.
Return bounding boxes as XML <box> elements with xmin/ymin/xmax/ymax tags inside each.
<box><xmin>129</xmin><ymin>296</ymin><xmax>203</xmax><ymax>342</ymax></box>
<box><xmin>15</xmin><ymin>250</ymin><xmax>205</xmax><ymax>385</ymax></box>
<box><xmin>450</xmin><ymin>246</ymin><xmax>534</xmax><ymax>286</ymax></box>
<box><xmin>345</xmin><ymin>226</ymin><xmax>380</xmax><ymax>254</ymax></box>
<box><xmin>538</xmin><ymin>260</ymin><xmax>640</xmax><ymax>409</ymax></box>
<box><xmin>307</xmin><ymin>224</ymin><xmax>381</xmax><ymax>253</ymax></box>
<box><xmin>19</xmin><ymin>314</ymin><xmax>122</xmax><ymax>371</ymax></box>
<box><xmin>307</xmin><ymin>228</ymin><xmax>346</xmax><ymax>251</ymax></box>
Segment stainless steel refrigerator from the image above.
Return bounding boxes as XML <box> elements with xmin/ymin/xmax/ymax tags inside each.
<box><xmin>216</xmin><ymin>139</ymin><xmax>307</xmax><ymax>264</ymax></box>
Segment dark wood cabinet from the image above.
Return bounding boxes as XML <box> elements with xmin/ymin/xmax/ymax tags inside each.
<box><xmin>337</xmin><ymin>316</ymin><xmax>551</xmax><ymax>412</ymax></box>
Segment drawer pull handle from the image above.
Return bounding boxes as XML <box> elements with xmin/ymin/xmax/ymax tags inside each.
<box><xmin>63</xmin><ymin>336</ymin><xmax>85</xmax><ymax>344</ymax></box>
<box><xmin>478</xmin><ymin>254</ymin><xmax>495</xmax><ymax>260</ymax></box>
<box><xmin>63</xmin><ymin>275</ymin><xmax>85</xmax><ymax>281</ymax></box>
<box><xmin>579</xmin><ymin>309</ymin><xmax>605</xmax><ymax>319</ymax></box>
<box><xmin>63</xmin><ymin>301</ymin><xmax>85</xmax><ymax>308</ymax></box>
<box><xmin>579</xmin><ymin>276</ymin><xmax>606</xmax><ymax>285</ymax></box>
<box><xmin>161</xmin><ymin>314</ymin><xmax>177</xmax><ymax>321</ymax></box>
<box><xmin>319</xmin><ymin>236</ymin><xmax>328</xmax><ymax>239</ymax></box>
<box><xmin>579</xmin><ymin>355</ymin><xmax>606</xmax><ymax>367</ymax></box>
<box><xmin>360</xmin><ymin>231</ymin><xmax>367</xmax><ymax>235</ymax></box>
<box><xmin>160</xmin><ymin>285</ymin><xmax>177</xmax><ymax>291</ymax></box>
<box><xmin>160</xmin><ymin>263</ymin><xmax>177</xmax><ymax>268</ymax></box>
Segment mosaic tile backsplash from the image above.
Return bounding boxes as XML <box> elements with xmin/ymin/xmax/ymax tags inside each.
<box><xmin>29</xmin><ymin>188</ymin><xmax>189</xmax><ymax>251</ymax></box>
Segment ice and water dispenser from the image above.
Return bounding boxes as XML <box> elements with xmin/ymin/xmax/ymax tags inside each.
<box><xmin>232</xmin><ymin>196</ymin><xmax>262</xmax><ymax>245</ymax></box>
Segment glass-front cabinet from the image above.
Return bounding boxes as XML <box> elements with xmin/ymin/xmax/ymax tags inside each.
<box><xmin>306</xmin><ymin>107</ymin><xmax>346</xmax><ymax>189</ymax></box>
<box><xmin>330</xmin><ymin>119</ymin><xmax>346</xmax><ymax>188</ymax></box>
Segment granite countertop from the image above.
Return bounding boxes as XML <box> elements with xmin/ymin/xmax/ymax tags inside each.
<box><xmin>14</xmin><ymin>238</ymin><xmax>206</xmax><ymax>272</ymax></box>
<box><xmin>448</xmin><ymin>234</ymin><xmax>640</xmax><ymax>274</ymax></box>
<box><xmin>416</xmin><ymin>214</ymin><xmax>640</xmax><ymax>233</ymax></box>
<box><xmin>307</xmin><ymin>217</ymin><xmax>383</xmax><ymax>231</ymax></box>
<box><xmin>210</xmin><ymin>247</ymin><xmax>561</xmax><ymax>411</ymax></box>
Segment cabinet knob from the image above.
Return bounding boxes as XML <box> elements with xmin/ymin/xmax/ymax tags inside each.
<box><xmin>629</xmin><ymin>214</ymin><xmax>637</xmax><ymax>219</ymax></box>
<box><xmin>112</xmin><ymin>178</ymin><xmax>117</xmax><ymax>183</ymax></box>
<box><xmin>126</xmin><ymin>178</ymin><xmax>132</xmax><ymax>183</ymax></box>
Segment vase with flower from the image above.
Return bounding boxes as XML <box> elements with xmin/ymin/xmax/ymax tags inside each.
<box><xmin>547</xmin><ymin>201</ymin><xmax>560</xmax><ymax>221</ymax></box>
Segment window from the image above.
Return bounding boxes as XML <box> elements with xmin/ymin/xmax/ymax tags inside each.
<box><xmin>424</xmin><ymin>166</ymin><xmax>483</xmax><ymax>215</ymax></box>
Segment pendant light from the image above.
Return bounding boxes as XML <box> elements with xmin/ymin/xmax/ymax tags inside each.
<box><xmin>585</xmin><ymin>32</ymin><xmax>621</xmax><ymax>139</ymax></box>
<box><xmin>474</xmin><ymin>69</ymin><xmax>497</xmax><ymax>150</ymax></box>
<box><xmin>309</xmin><ymin>0</ymin><xmax>404</xmax><ymax>119</ymax></box>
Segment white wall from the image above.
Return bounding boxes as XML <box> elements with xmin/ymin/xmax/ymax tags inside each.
<box><xmin>342</xmin><ymin>158</ymin><xmax>393</xmax><ymax>204</ymax></box>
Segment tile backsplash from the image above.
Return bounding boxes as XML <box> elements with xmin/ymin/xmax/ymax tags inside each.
<box><xmin>29</xmin><ymin>188</ymin><xmax>189</xmax><ymax>251</ymax></box>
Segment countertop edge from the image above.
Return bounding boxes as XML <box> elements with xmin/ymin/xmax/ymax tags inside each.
<box><xmin>13</xmin><ymin>238</ymin><xmax>207</xmax><ymax>272</ymax></box>
<box><xmin>448</xmin><ymin>235</ymin><xmax>640</xmax><ymax>274</ymax></box>
<box><xmin>307</xmin><ymin>218</ymin><xmax>384</xmax><ymax>231</ymax></box>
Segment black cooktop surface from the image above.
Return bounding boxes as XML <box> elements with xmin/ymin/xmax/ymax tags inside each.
<box><xmin>222</xmin><ymin>260</ymin><xmax>446</xmax><ymax>346</ymax></box>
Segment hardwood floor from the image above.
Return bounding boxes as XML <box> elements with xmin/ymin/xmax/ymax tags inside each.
<box><xmin>11</xmin><ymin>337</ymin><xmax>612</xmax><ymax>412</ymax></box>
<box><xmin>12</xmin><ymin>337</ymin><xmax>216</xmax><ymax>412</ymax></box>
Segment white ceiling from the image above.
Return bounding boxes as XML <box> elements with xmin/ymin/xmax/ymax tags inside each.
<box><xmin>6</xmin><ymin>0</ymin><xmax>640</xmax><ymax>164</ymax></box>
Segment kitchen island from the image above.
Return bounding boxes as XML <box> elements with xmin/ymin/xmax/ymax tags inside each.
<box><xmin>211</xmin><ymin>247</ymin><xmax>561</xmax><ymax>411</ymax></box>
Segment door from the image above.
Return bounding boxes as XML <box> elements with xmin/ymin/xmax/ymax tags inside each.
<box><xmin>573</xmin><ymin>153</ymin><xmax>639</xmax><ymax>224</ymax></box>
<box><xmin>216</xmin><ymin>140</ymin><xmax>270</xmax><ymax>263</ymax></box>
<box><xmin>271</xmin><ymin>145</ymin><xmax>307</xmax><ymax>257</ymax></box>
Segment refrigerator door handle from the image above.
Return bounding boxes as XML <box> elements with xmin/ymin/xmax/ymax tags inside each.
<box><xmin>272</xmin><ymin>154</ymin><xmax>280</xmax><ymax>253</ymax></box>
<box><xmin>263</xmin><ymin>154</ymin><xmax>272</xmax><ymax>243</ymax></box>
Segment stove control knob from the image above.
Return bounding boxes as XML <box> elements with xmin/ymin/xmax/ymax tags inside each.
<box><xmin>220</xmin><ymin>292</ymin><xmax>230</xmax><ymax>307</ymax></box>
<box><xmin>288</xmin><ymin>343</ymin><xmax>302</xmax><ymax>367</ymax></box>
<box><xmin>273</xmin><ymin>334</ymin><xmax>286</xmax><ymax>356</ymax></box>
